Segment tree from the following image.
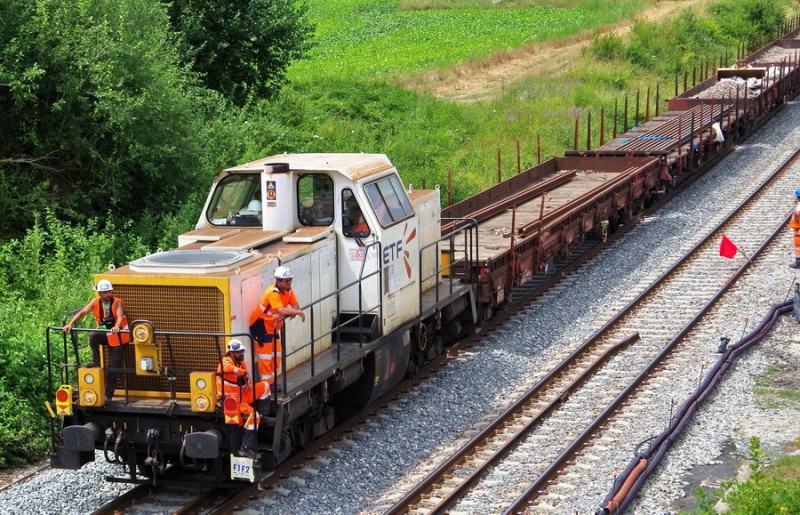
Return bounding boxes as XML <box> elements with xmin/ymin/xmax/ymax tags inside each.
<box><xmin>165</xmin><ymin>0</ymin><xmax>314</xmax><ymax>106</ymax></box>
<box><xmin>0</xmin><ymin>0</ymin><xmax>213</xmax><ymax>238</ymax></box>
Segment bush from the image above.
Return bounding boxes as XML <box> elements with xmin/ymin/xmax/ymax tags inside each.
<box><xmin>0</xmin><ymin>214</ymin><xmax>155</xmax><ymax>466</ymax></box>
<box><xmin>689</xmin><ymin>437</ymin><xmax>800</xmax><ymax>514</ymax></box>
<box><xmin>589</xmin><ymin>31</ymin><xmax>625</xmax><ymax>61</ymax></box>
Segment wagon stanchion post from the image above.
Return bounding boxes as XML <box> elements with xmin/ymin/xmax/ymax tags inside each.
<box><xmin>735</xmin><ymin>87</ymin><xmax>740</xmax><ymax>142</ymax></box>
<box><xmin>726</xmin><ymin>91</ymin><xmax>731</xmax><ymax>148</ymax></box>
<box><xmin>697</xmin><ymin>104</ymin><xmax>703</xmax><ymax>163</ymax></box>
<box><xmin>600</xmin><ymin>107</ymin><xmax>605</xmax><ymax>147</ymax></box>
<box><xmin>743</xmin><ymin>82</ymin><xmax>749</xmax><ymax>127</ymax></box>
<box><xmin>683</xmin><ymin>70</ymin><xmax>688</xmax><ymax>93</ymax></box>
<box><xmin>507</xmin><ymin>206</ymin><xmax>517</xmax><ymax>290</ymax></box>
<box><xmin>536</xmin><ymin>133</ymin><xmax>541</xmax><ymax>165</ymax></box>
<box><xmin>613</xmin><ymin>98</ymin><xmax>618</xmax><ymax>138</ymax></box>
<box><xmin>535</xmin><ymin>193</ymin><xmax>546</xmax><ymax>275</ymax></box>
<box><xmin>573</xmin><ymin>117</ymin><xmax>579</xmax><ymax>150</ymax></box>
<box><xmin>655</xmin><ymin>83</ymin><xmax>660</xmax><ymax>118</ymax></box>
<box><xmin>674</xmin><ymin>73</ymin><xmax>678</xmax><ymax>97</ymax></box>
<box><xmin>635</xmin><ymin>90</ymin><xmax>640</xmax><ymax>127</ymax></box>
<box><xmin>497</xmin><ymin>147</ymin><xmax>502</xmax><ymax>184</ymax></box>
<box><xmin>586</xmin><ymin>111</ymin><xmax>592</xmax><ymax>150</ymax></box>
<box><xmin>645</xmin><ymin>86</ymin><xmax>650</xmax><ymax>122</ymax></box>
<box><xmin>623</xmin><ymin>95</ymin><xmax>628</xmax><ymax>133</ymax></box>
<box><xmin>516</xmin><ymin>140</ymin><xmax>521</xmax><ymax>175</ymax></box>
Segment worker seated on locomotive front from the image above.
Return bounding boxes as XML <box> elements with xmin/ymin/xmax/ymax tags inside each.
<box><xmin>206</xmin><ymin>174</ymin><xmax>263</xmax><ymax>226</ymax></box>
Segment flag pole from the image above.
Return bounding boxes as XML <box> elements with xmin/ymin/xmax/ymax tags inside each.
<box><xmin>735</xmin><ymin>246</ymin><xmax>752</xmax><ymax>264</ymax></box>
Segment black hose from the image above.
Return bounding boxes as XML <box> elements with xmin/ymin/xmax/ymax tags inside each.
<box><xmin>599</xmin><ymin>299</ymin><xmax>792</xmax><ymax>513</ymax></box>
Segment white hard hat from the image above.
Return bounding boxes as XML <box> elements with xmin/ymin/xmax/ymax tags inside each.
<box><xmin>227</xmin><ymin>339</ymin><xmax>245</xmax><ymax>353</ymax></box>
<box><xmin>274</xmin><ymin>265</ymin><xmax>293</xmax><ymax>279</ymax></box>
<box><xmin>247</xmin><ymin>199</ymin><xmax>262</xmax><ymax>212</ymax></box>
<box><xmin>95</xmin><ymin>279</ymin><xmax>113</xmax><ymax>292</ymax></box>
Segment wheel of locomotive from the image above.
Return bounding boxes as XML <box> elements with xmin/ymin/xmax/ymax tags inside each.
<box><xmin>406</xmin><ymin>322</ymin><xmax>429</xmax><ymax>378</ymax></box>
<box><xmin>608</xmin><ymin>215</ymin><xmax>620</xmax><ymax>233</ymax></box>
<box><xmin>481</xmin><ymin>299</ymin><xmax>495</xmax><ymax>326</ymax></box>
<box><xmin>291</xmin><ymin>417</ymin><xmax>312</xmax><ymax>449</ymax></box>
<box><xmin>416</xmin><ymin>322</ymin><xmax>428</xmax><ymax>352</ymax></box>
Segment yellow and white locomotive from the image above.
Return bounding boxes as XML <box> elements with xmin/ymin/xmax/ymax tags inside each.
<box><xmin>48</xmin><ymin>153</ymin><xmax>477</xmax><ymax>483</ymax></box>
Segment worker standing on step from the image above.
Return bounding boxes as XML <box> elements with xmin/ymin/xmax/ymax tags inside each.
<box><xmin>249</xmin><ymin>266</ymin><xmax>306</xmax><ymax>388</ymax></box>
<box><xmin>790</xmin><ymin>189</ymin><xmax>800</xmax><ymax>269</ymax></box>
<box><xmin>63</xmin><ymin>279</ymin><xmax>130</xmax><ymax>401</ymax></box>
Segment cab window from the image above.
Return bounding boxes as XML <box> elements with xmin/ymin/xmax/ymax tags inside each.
<box><xmin>297</xmin><ymin>174</ymin><xmax>334</xmax><ymax>226</ymax></box>
<box><xmin>365</xmin><ymin>175</ymin><xmax>413</xmax><ymax>227</ymax></box>
<box><xmin>342</xmin><ymin>189</ymin><xmax>370</xmax><ymax>238</ymax></box>
<box><xmin>206</xmin><ymin>174</ymin><xmax>262</xmax><ymax>226</ymax></box>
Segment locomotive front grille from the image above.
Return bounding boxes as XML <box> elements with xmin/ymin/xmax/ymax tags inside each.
<box><xmin>110</xmin><ymin>283</ymin><xmax>225</xmax><ymax>394</ymax></box>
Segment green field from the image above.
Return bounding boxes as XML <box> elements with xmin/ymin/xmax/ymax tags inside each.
<box><xmin>290</xmin><ymin>0</ymin><xmax>651</xmax><ymax>81</ymax></box>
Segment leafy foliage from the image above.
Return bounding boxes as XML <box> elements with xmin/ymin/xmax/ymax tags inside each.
<box><xmin>591</xmin><ymin>0</ymin><xmax>792</xmax><ymax>76</ymax></box>
<box><xmin>689</xmin><ymin>437</ymin><xmax>800</xmax><ymax>514</ymax></box>
<box><xmin>0</xmin><ymin>0</ymin><xmax>313</xmax><ymax>243</ymax></box>
<box><xmin>0</xmin><ymin>213</ymin><xmax>151</xmax><ymax>465</ymax></box>
<box><xmin>165</xmin><ymin>0</ymin><xmax>314</xmax><ymax>106</ymax></box>
<box><xmin>0</xmin><ymin>0</ymin><xmax>215</xmax><ymax>240</ymax></box>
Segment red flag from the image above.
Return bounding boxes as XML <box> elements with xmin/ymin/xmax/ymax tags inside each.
<box><xmin>719</xmin><ymin>235</ymin><xmax>738</xmax><ymax>259</ymax></box>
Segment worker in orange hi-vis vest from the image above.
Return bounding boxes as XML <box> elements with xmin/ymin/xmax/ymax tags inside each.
<box><xmin>216</xmin><ymin>339</ymin><xmax>270</xmax><ymax>459</ymax></box>
<box><xmin>791</xmin><ymin>189</ymin><xmax>800</xmax><ymax>269</ymax></box>
<box><xmin>63</xmin><ymin>279</ymin><xmax>130</xmax><ymax>401</ymax></box>
<box><xmin>248</xmin><ymin>266</ymin><xmax>306</xmax><ymax>388</ymax></box>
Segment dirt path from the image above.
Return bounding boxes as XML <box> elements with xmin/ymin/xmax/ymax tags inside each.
<box><xmin>397</xmin><ymin>0</ymin><xmax>708</xmax><ymax>103</ymax></box>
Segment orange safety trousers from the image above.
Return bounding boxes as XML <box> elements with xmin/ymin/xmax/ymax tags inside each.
<box><xmin>791</xmin><ymin>205</ymin><xmax>800</xmax><ymax>257</ymax></box>
<box><xmin>794</xmin><ymin>228</ymin><xmax>800</xmax><ymax>257</ymax></box>
<box><xmin>255</xmin><ymin>338</ymin><xmax>283</xmax><ymax>383</ymax></box>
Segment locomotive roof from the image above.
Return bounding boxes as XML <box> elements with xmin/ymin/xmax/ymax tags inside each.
<box><xmin>224</xmin><ymin>153</ymin><xmax>396</xmax><ymax>181</ymax></box>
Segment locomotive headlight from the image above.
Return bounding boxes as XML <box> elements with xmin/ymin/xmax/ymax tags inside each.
<box><xmin>193</xmin><ymin>395</ymin><xmax>210</xmax><ymax>411</ymax></box>
<box><xmin>82</xmin><ymin>390</ymin><xmax>98</xmax><ymax>406</ymax></box>
<box><xmin>78</xmin><ymin>367</ymin><xmax>104</xmax><ymax>406</ymax></box>
<box><xmin>189</xmin><ymin>371</ymin><xmax>216</xmax><ymax>412</ymax></box>
<box><xmin>133</xmin><ymin>323</ymin><xmax>153</xmax><ymax>344</ymax></box>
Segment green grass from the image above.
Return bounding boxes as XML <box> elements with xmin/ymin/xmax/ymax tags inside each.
<box><xmin>290</xmin><ymin>0</ymin><xmax>652</xmax><ymax>81</ymax></box>
<box><xmin>754</xmin><ymin>366</ymin><xmax>800</xmax><ymax>409</ymax></box>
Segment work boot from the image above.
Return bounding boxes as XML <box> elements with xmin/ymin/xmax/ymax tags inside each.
<box><xmin>790</xmin><ymin>257</ymin><xmax>800</xmax><ymax>269</ymax></box>
<box><xmin>237</xmin><ymin>429</ymin><xmax>258</xmax><ymax>459</ymax></box>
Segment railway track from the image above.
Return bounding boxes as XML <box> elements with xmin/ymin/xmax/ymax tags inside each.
<box><xmin>91</xmin><ymin>481</ymin><xmax>245</xmax><ymax>514</ymax></box>
<box><xmin>379</xmin><ymin>147</ymin><xmax>800</xmax><ymax>514</ymax></box>
<box><xmin>202</xmin><ymin>148</ymin><xmax>798</xmax><ymax>513</ymax></box>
